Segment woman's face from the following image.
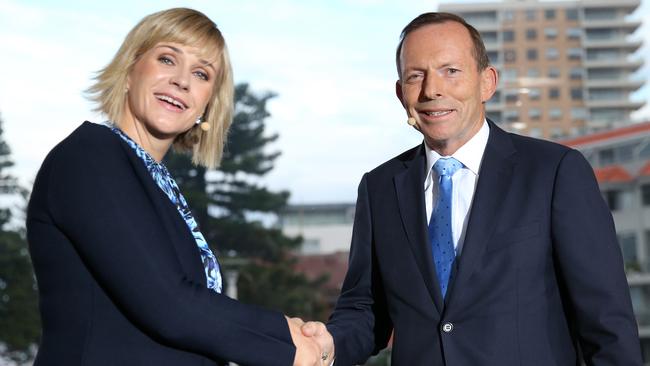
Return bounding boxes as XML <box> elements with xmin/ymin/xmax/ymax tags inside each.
<box><xmin>124</xmin><ymin>42</ymin><xmax>217</xmax><ymax>140</ymax></box>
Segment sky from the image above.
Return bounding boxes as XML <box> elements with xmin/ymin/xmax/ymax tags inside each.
<box><xmin>1</xmin><ymin>0</ymin><xmax>649</xmax><ymax>205</ymax></box>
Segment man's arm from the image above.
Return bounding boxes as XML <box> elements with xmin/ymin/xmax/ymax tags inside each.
<box><xmin>323</xmin><ymin>174</ymin><xmax>393</xmax><ymax>365</ymax></box>
<box><xmin>551</xmin><ymin>149</ymin><xmax>642</xmax><ymax>365</ymax></box>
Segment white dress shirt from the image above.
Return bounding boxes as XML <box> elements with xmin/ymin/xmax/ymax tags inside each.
<box><xmin>424</xmin><ymin>120</ymin><xmax>489</xmax><ymax>257</ymax></box>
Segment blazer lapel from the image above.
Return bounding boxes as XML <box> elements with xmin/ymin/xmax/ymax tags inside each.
<box><xmin>119</xmin><ymin>142</ymin><xmax>208</xmax><ymax>286</ymax></box>
<box><xmin>394</xmin><ymin>144</ymin><xmax>444</xmax><ymax>314</ymax></box>
<box><xmin>445</xmin><ymin>122</ymin><xmax>517</xmax><ymax>308</ymax></box>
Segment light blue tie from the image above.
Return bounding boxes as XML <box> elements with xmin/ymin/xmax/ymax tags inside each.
<box><xmin>429</xmin><ymin>157</ymin><xmax>462</xmax><ymax>299</ymax></box>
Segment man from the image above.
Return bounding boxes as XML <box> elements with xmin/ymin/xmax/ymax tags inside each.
<box><xmin>303</xmin><ymin>12</ymin><xmax>642</xmax><ymax>365</ymax></box>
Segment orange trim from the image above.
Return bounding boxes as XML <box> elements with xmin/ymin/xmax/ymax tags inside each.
<box><xmin>561</xmin><ymin>122</ymin><xmax>650</xmax><ymax>147</ymax></box>
<box><xmin>593</xmin><ymin>165</ymin><xmax>633</xmax><ymax>183</ymax></box>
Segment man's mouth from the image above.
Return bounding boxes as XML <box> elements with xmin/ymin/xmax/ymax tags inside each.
<box><xmin>422</xmin><ymin>110</ymin><xmax>453</xmax><ymax>117</ymax></box>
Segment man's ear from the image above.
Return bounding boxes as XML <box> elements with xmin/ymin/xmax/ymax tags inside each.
<box><xmin>396</xmin><ymin>80</ymin><xmax>406</xmax><ymax>108</ymax></box>
<box><xmin>480</xmin><ymin>66</ymin><xmax>498</xmax><ymax>103</ymax></box>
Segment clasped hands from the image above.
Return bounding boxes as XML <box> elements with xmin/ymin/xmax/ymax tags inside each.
<box><xmin>286</xmin><ymin>316</ymin><xmax>334</xmax><ymax>366</ymax></box>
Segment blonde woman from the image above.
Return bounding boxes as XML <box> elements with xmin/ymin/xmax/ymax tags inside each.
<box><xmin>27</xmin><ymin>8</ymin><xmax>324</xmax><ymax>366</ymax></box>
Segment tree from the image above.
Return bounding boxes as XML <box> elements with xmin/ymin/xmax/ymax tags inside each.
<box><xmin>166</xmin><ymin>83</ymin><xmax>327</xmax><ymax>320</ymax></box>
<box><xmin>0</xmin><ymin>114</ymin><xmax>39</xmax><ymax>361</ymax></box>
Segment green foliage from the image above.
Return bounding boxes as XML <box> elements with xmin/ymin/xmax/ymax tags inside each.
<box><xmin>166</xmin><ymin>83</ymin><xmax>327</xmax><ymax>321</ymax></box>
<box><xmin>0</xmin><ymin>113</ymin><xmax>40</xmax><ymax>360</ymax></box>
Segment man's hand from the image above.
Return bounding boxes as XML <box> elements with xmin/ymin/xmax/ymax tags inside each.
<box><xmin>301</xmin><ymin>321</ymin><xmax>335</xmax><ymax>365</ymax></box>
<box><xmin>286</xmin><ymin>316</ymin><xmax>322</xmax><ymax>366</ymax></box>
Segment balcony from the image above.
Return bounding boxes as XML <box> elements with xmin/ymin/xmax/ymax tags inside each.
<box><xmin>582</xmin><ymin>19</ymin><xmax>642</xmax><ymax>31</ymax></box>
<box><xmin>587</xmin><ymin>99</ymin><xmax>645</xmax><ymax>109</ymax></box>
<box><xmin>583</xmin><ymin>38</ymin><xmax>643</xmax><ymax>51</ymax></box>
<box><xmin>584</xmin><ymin>57</ymin><xmax>644</xmax><ymax>71</ymax></box>
<box><xmin>586</xmin><ymin>79</ymin><xmax>644</xmax><ymax>90</ymax></box>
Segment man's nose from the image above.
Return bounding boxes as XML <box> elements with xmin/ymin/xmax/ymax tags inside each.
<box><xmin>422</xmin><ymin>73</ymin><xmax>443</xmax><ymax>100</ymax></box>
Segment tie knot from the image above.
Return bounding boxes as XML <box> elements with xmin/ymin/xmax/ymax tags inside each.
<box><xmin>433</xmin><ymin>157</ymin><xmax>462</xmax><ymax>177</ymax></box>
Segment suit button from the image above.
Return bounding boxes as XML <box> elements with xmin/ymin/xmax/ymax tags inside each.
<box><xmin>442</xmin><ymin>322</ymin><xmax>453</xmax><ymax>333</ymax></box>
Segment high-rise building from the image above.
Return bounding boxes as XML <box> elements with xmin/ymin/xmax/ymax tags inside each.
<box><xmin>440</xmin><ymin>0</ymin><xmax>644</xmax><ymax>140</ymax></box>
<box><xmin>561</xmin><ymin>121</ymin><xmax>650</xmax><ymax>360</ymax></box>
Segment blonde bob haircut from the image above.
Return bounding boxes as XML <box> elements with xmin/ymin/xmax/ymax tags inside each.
<box><xmin>87</xmin><ymin>8</ymin><xmax>233</xmax><ymax>169</ymax></box>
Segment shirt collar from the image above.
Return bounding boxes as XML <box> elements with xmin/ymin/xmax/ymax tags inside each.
<box><xmin>424</xmin><ymin>119</ymin><xmax>490</xmax><ymax>188</ymax></box>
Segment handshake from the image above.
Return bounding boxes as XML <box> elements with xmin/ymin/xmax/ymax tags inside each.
<box><xmin>286</xmin><ymin>317</ymin><xmax>335</xmax><ymax>366</ymax></box>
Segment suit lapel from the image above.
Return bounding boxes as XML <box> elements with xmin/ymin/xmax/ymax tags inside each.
<box><xmin>394</xmin><ymin>144</ymin><xmax>445</xmax><ymax>314</ymax></box>
<box><xmin>445</xmin><ymin>122</ymin><xmax>517</xmax><ymax>308</ymax></box>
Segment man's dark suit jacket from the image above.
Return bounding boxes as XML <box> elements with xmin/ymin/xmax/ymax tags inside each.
<box><xmin>327</xmin><ymin>121</ymin><xmax>642</xmax><ymax>365</ymax></box>
<box><xmin>27</xmin><ymin>122</ymin><xmax>295</xmax><ymax>365</ymax></box>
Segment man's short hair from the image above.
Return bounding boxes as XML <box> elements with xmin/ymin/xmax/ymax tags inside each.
<box><xmin>396</xmin><ymin>12</ymin><xmax>490</xmax><ymax>78</ymax></box>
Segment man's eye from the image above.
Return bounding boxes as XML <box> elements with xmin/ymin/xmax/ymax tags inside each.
<box><xmin>447</xmin><ymin>68</ymin><xmax>460</xmax><ymax>75</ymax></box>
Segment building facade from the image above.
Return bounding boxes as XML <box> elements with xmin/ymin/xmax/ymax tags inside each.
<box><xmin>440</xmin><ymin>0</ymin><xmax>644</xmax><ymax>139</ymax></box>
<box><xmin>561</xmin><ymin>121</ymin><xmax>650</xmax><ymax>360</ymax></box>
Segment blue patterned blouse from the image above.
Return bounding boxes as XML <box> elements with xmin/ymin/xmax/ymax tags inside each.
<box><xmin>109</xmin><ymin>125</ymin><xmax>223</xmax><ymax>293</ymax></box>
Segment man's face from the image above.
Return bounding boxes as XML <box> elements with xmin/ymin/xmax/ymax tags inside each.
<box><xmin>396</xmin><ymin>21</ymin><xmax>497</xmax><ymax>155</ymax></box>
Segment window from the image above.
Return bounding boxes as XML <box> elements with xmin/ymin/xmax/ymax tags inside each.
<box><xmin>551</xmin><ymin>127</ymin><xmax>564</xmax><ymax>139</ymax></box>
<box><xmin>529</xmin><ymin>108</ymin><xmax>541</xmax><ymax>119</ymax></box>
<box><xmin>502</xmin><ymin>68</ymin><xmax>518</xmax><ymax>81</ymax></box>
<box><xmin>549</xmin><ymin>108</ymin><xmax>562</xmax><ymax>119</ymax></box>
<box><xmin>526</xmin><ymin>28</ymin><xmax>537</xmax><ymax>40</ymax></box>
<box><xmin>549</xmin><ymin>88</ymin><xmax>560</xmax><ymax>99</ymax></box>
<box><xmin>546</xmin><ymin>47</ymin><xmax>559</xmax><ymax>60</ymax></box>
<box><xmin>504</xmin><ymin>49</ymin><xmax>517</xmax><ymax>63</ymax></box>
<box><xmin>544</xmin><ymin>27</ymin><xmax>558</xmax><ymax>39</ymax></box>
<box><xmin>599</xmin><ymin>148</ymin><xmax>614</xmax><ymax>165</ymax></box>
<box><xmin>505</xmin><ymin>89</ymin><xmax>519</xmax><ymax>103</ymax></box>
<box><xmin>569</xmin><ymin>67</ymin><xmax>583</xmax><ymax>80</ymax></box>
<box><xmin>642</xmin><ymin>184</ymin><xmax>650</xmax><ymax>206</ymax></box>
<box><xmin>526</xmin><ymin>9</ymin><xmax>536</xmax><ymax>20</ymax></box>
<box><xmin>618</xmin><ymin>233</ymin><xmax>638</xmax><ymax>268</ymax></box>
<box><xmin>529</xmin><ymin>128</ymin><xmax>542</xmax><ymax>138</ymax></box>
<box><xmin>504</xmin><ymin>110</ymin><xmax>519</xmax><ymax>122</ymax></box>
<box><xmin>529</xmin><ymin>88</ymin><xmax>541</xmax><ymax>100</ymax></box>
<box><xmin>571</xmin><ymin>88</ymin><xmax>583</xmax><ymax>101</ymax></box>
<box><xmin>527</xmin><ymin>68</ymin><xmax>540</xmax><ymax>77</ymax></box>
<box><xmin>568</xmin><ymin>48</ymin><xmax>582</xmax><ymax>60</ymax></box>
<box><xmin>487</xmin><ymin>51</ymin><xmax>499</xmax><ymax>64</ymax></box>
<box><xmin>503</xmin><ymin>10</ymin><xmax>514</xmax><ymax>22</ymax></box>
<box><xmin>567</xmin><ymin>27</ymin><xmax>581</xmax><ymax>40</ymax></box>
<box><xmin>548</xmin><ymin>67</ymin><xmax>561</xmax><ymax>78</ymax></box>
<box><xmin>527</xmin><ymin>48</ymin><xmax>538</xmax><ymax>61</ymax></box>
<box><xmin>545</xmin><ymin>9</ymin><xmax>556</xmax><ymax>20</ymax></box>
<box><xmin>566</xmin><ymin>8</ymin><xmax>579</xmax><ymax>20</ymax></box>
<box><xmin>503</xmin><ymin>30</ymin><xmax>515</xmax><ymax>42</ymax></box>
<box><xmin>571</xmin><ymin>107</ymin><xmax>588</xmax><ymax>120</ymax></box>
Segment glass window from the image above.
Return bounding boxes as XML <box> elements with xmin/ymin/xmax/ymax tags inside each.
<box><xmin>618</xmin><ymin>233</ymin><xmax>638</xmax><ymax>268</ymax></box>
<box><xmin>571</xmin><ymin>107</ymin><xmax>588</xmax><ymax>120</ymax></box>
<box><xmin>571</xmin><ymin>88</ymin><xmax>583</xmax><ymax>100</ymax></box>
<box><xmin>504</xmin><ymin>49</ymin><xmax>517</xmax><ymax>63</ymax></box>
<box><xmin>546</xmin><ymin>47</ymin><xmax>559</xmax><ymax>60</ymax></box>
<box><xmin>567</xmin><ymin>27</ymin><xmax>582</xmax><ymax>40</ymax></box>
<box><xmin>527</xmin><ymin>68</ymin><xmax>540</xmax><ymax>77</ymax></box>
<box><xmin>549</xmin><ymin>88</ymin><xmax>560</xmax><ymax>99</ymax></box>
<box><xmin>526</xmin><ymin>9</ymin><xmax>536</xmax><ymax>20</ymax></box>
<box><xmin>551</xmin><ymin>127</ymin><xmax>564</xmax><ymax>139</ymax></box>
<box><xmin>526</xmin><ymin>28</ymin><xmax>537</xmax><ymax>40</ymax></box>
<box><xmin>545</xmin><ymin>9</ymin><xmax>556</xmax><ymax>20</ymax></box>
<box><xmin>569</xmin><ymin>67</ymin><xmax>583</xmax><ymax>80</ymax></box>
<box><xmin>487</xmin><ymin>51</ymin><xmax>499</xmax><ymax>64</ymax></box>
<box><xmin>504</xmin><ymin>110</ymin><xmax>519</xmax><ymax>122</ymax></box>
<box><xmin>528</xmin><ymin>88</ymin><xmax>541</xmax><ymax>100</ymax></box>
<box><xmin>544</xmin><ymin>27</ymin><xmax>558</xmax><ymax>39</ymax></box>
<box><xmin>605</xmin><ymin>190</ymin><xmax>622</xmax><ymax>210</ymax></box>
<box><xmin>529</xmin><ymin>128</ymin><xmax>542</xmax><ymax>138</ymax></box>
<box><xmin>505</xmin><ymin>89</ymin><xmax>519</xmax><ymax>103</ymax></box>
<box><xmin>568</xmin><ymin>48</ymin><xmax>582</xmax><ymax>60</ymax></box>
<box><xmin>566</xmin><ymin>8</ymin><xmax>579</xmax><ymax>20</ymax></box>
<box><xmin>599</xmin><ymin>148</ymin><xmax>614</xmax><ymax>165</ymax></box>
<box><xmin>503</xmin><ymin>30</ymin><xmax>515</xmax><ymax>42</ymax></box>
<box><xmin>503</xmin><ymin>10</ymin><xmax>514</xmax><ymax>22</ymax></box>
<box><xmin>502</xmin><ymin>68</ymin><xmax>518</xmax><ymax>81</ymax></box>
<box><xmin>549</xmin><ymin>108</ymin><xmax>562</xmax><ymax>119</ymax></box>
<box><xmin>527</xmin><ymin>48</ymin><xmax>538</xmax><ymax>61</ymax></box>
<box><xmin>548</xmin><ymin>67</ymin><xmax>560</xmax><ymax>78</ymax></box>
<box><xmin>529</xmin><ymin>108</ymin><xmax>541</xmax><ymax>119</ymax></box>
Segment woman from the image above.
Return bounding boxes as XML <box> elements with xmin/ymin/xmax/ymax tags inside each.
<box><xmin>26</xmin><ymin>8</ymin><xmax>324</xmax><ymax>366</ymax></box>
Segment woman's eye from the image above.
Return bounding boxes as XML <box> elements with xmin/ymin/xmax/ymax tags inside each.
<box><xmin>194</xmin><ymin>71</ymin><xmax>209</xmax><ymax>81</ymax></box>
<box><xmin>158</xmin><ymin>56</ymin><xmax>174</xmax><ymax>65</ymax></box>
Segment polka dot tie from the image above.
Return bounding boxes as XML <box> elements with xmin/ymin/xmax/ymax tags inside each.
<box><xmin>429</xmin><ymin>157</ymin><xmax>462</xmax><ymax>299</ymax></box>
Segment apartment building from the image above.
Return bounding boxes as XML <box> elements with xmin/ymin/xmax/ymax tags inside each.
<box><xmin>561</xmin><ymin>121</ymin><xmax>650</xmax><ymax>360</ymax></box>
<box><xmin>440</xmin><ymin>0</ymin><xmax>644</xmax><ymax>139</ymax></box>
